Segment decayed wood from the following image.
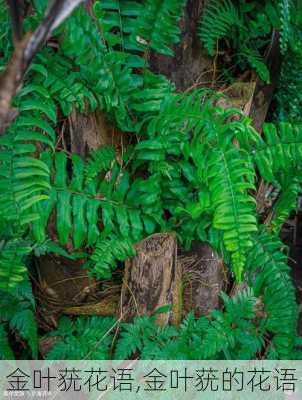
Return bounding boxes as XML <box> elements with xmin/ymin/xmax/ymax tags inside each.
<box><xmin>150</xmin><ymin>0</ymin><xmax>212</xmax><ymax>91</ymax></box>
<box><xmin>62</xmin><ymin>296</ymin><xmax>119</xmax><ymax>316</ymax></box>
<box><xmin>121</xmin><ymin>233</ymin><xmax>182</xmax><ymax>325</ymax></box>
<box><xmin>68</xmin><ymin>110</ymin><xmax>124</xmax><ymax>157</ymax></box>
<box><xmin>35</xmin><ymin>255</ymin><xmax>122</xmax><ymax>329</ymax></box>
<box><xmin>182</xmin><ymin>242</ymin><xmax>227</xmax><ymax>317</ymax></box>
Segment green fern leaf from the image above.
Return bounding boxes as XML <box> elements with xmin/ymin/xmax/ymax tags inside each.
<box><xmin>246</xmin><ymin>231</ymin><xmax>298</xmax><ymax>359</ymax></box>
<box><xmin>207</xmin><ymin>148</ymin><xmax>257</xmax><ymax>281</ymax></box>
<box><xmin>10</xmin><ymin>309</ymin><xmax>38</xmax><ymax>358</ymax></box>
<box><xmin>254</xmin><ymin>123</ymin><xmax>302</xmax><ymax>183</ymax></box>
<box><xmin>198</xmin><ymin>0</ymin><xmax>241</xmax><ymax>56</ymax></box>
<box><xmin>0</xmin><ymin>325</ymin><xmax>14</xmax><ymax>360</ymax></box>
<box><xmin>132</xmin><ymin>0</ymin><xmax>185</xmax><ymax>56</ymax></box>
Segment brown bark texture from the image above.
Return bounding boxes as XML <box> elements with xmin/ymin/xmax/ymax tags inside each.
<box><xmin>121</xmin><ymin>233</ymin><xmax>183</xmax><ymax>325</ymax></box>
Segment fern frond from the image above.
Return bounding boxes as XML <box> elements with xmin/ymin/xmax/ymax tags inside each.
<box><xmin>33</xmin><ymin>51</ymin><xmax>98</xmax><ymax>116</ymax></box>
<box><xmin>32</xmin><ymin>151</ymin><xmax>102</xmax><ymax>247</ymax></box>
<box><xmin>132</xmin><ymin>0</ymin><xmax>185</xmax><ymax>57</ymax></box>
<box><xmin>63</xmin><ymin>7</ymin><xmax>139</xmax><ymax>131</ymax></box>
<box><xmin>10</xmin><ymin>309</ymin><xmax>38</xmax><ymax>358</ymax></box>
<box><xmin>0</xmin><ymin>240</ymin><xmax>31</xmax><ymax>293</ymax></box>
<box><xmin>198</xmin><ymin>0</ymin><xmax>241</xmax><ymax>56</ymax></box>
<box><xmin>0</xmin><ymin>325</ymin><xmax>13</xmax><ymax>360</ymax></box>
<box><xmin>88</xmin><ymin>232</ymin><xmax>136</xmax><ymax>278</ymax></box>
<box><xmin>200</xmin><ymin>288</ymin><xmax>262</xmax><ymax>359</ymax></box>
<box><xmin>270</xmin><ymin>175</ymin><xmax>301</xmax><ymax>232</ymax></box>
<box><xmin>142</xmin><ymin>91</ymin><xmax>258</xmax><ymax>280</ymax></box>
<box><xmin>239</xmin><ymin>47</ymin><xmax>270</xmax><ymax>83</ymax></box>
<box><xmin>254</xmin><ymin>123</ymin><xmax>302</xmax><ymax>183</ymax></box>
<box><xmin>246</xmin><ymin>231</ymin><xmax>298</xmax><ymax>358</ymax></box>
<box><xmin>208</xmin><ymin>147</ymin><xmax>257</xmax><ymax>280</ymax></box>
<box><xmin>0</xmin><ymin>281</ymin><xmax>37</xmax><ymax>358</ymax></box>
<box><xmin>93</xmin><ymin>0</ymin><xmax>144</xmax><ymax>58</ymax></box>
<box><xmin>32</xmin><ymin>151</ymin><xmax>159</xmax><ymax>277</ymax></box>
<box><xmin>46</xmin><ymin>316</ymin><xmax>116</xmax><ymax>359</ymax></box>
<box><xmin>279</xmin><ymin>0</ymin><xmax>292</xmax><ymax>54</ymax></box>
<box><xmin>85</xmin><ymin>146</ymin><xmax>116</xmax><ymax>182</ymax></box>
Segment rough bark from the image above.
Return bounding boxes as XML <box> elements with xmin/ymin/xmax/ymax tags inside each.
<box><xmin>182</xmin><ymin>242</ymin><xmax>228</xmax><ymax>317</ymax></box>
<box><xmin>249</xmin><ymin>31</ymin><xmax>281</xmax><ymax>130</ymax></box>
<box><xmin>121</xmin><ymin>233</ymin><xmax>182</xmax><ymax>325</ymax></box>
<box><xmin>150</xmin><ymin>0</ymin><xmax>211</xmax><ymax>91</ymax></box>
<box><xmin>68</xmin><ymin>110</ymin><xmax>125</xmax><ymax>157</ymax></box>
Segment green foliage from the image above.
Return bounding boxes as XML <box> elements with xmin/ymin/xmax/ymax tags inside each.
<box><xmin>198</xmin><ymin>0</ymin><xmax>239</xmax><ymax>57</ymax></box>
<box><xmin>0</xmin><ymin>0</ymin><xmax>301</xmax><ymax>361</ymax></box>
<box><xmin>0</xmin><ymin>0</ymin><xmax>12</xmax><ymax>69</ymax></box>
<box><xmin>271</xmin><ymin>176</ymin><xmax>301</xmax><ymax>232</ymax></box>
<box><xmin>32</xmin><ymin>150</ymin><xmax>105</xmax><ymax>248</ymax></box>
<box><xmin>0</xmin><ymin>279</ymin><xmax>38</xmax><ymax>359</ymax></box>
<box><xmin>198</xmin><ymin>0</ymin><xmax>279</xmax><ymax>82</ymax></box>
<box><xmin>46</xmin><ymin>230</ymin><xmax>299</xmax><ymax>360</ymax></box>
<box><xmin>274</xmin><ymin>1</ymin><xmax>302</xmax><ymax>123</ymax></box>
<box><xmin>253</xmin><ymin>122</ymin><xmax>302</xmax><ymax>183</ymax></box>
<box><xmin>132</xmin><ymin>0</ymin><xmax>186</xmax><ymax>56</ymax></box>
<box><xmin>279</xmin><ymin>0</ymin><xmax>292</xmax><ymax>53</ymax></box>
<box><xmin>62</xmin><ymin>2</ymin><xmax>175</xmax><ymax>131</ymax></box>
<box><xmin>88</xmin><ymin>233</ymin><xmax>136</xmax><ymax>278</ymax></box>
<box><xmin>0</xmin><ymin>240</ymin><xmax>31</xmax><ymax>293</ymax></box>
<box><xmin>46</xmin><ymin>316</ymin><xmax>116</xmax><ymax>359</ymax></box>
<box><xmin>246</xmin><ymin>231</ymin><xmax>298</xmax><ymax>358</ymax></box>
<box><xmin>134</xmin><ymin>91</ymin><xmax>259</xmax><ymax>280</ymax></box>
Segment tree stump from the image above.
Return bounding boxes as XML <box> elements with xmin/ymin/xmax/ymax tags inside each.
<box><xmin>121</xmin><ymin>233</ymin><xmax>182</xmax><ymax>325</ymax></box>
<box><xmin>182</xmin><ymin>242</ymin><xmax>228</xmax><ymax>317</ymax></box>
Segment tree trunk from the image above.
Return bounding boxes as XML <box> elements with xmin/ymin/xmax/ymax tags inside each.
<box><xmin>182</xmin><ymin>242</ymin><xmax>228</xmax><ymax>317</ymax></box>
<box><xmin>121</xmin><ymin>233</ymin><xmax>182</xmax><ymax>325</ymax></box>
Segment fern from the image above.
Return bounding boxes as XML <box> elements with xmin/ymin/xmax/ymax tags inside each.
<box><xmin>62</xmin><ymin>6</ymin><xmax>140</xmax><ymax>131</ymax></box>
<box><xmin>46</xmin><ymin>316</ymin><xmax>116</xmax><ymax>359</ymax></box>
<box><xmin>86</xmin><ymin>146</ymin><xmax>116</xmax><ymax>182</ymax></box>
<box><xmin>32</xmin><ymin>150</ymin><xmax>104</xmax><ymax>247</ymax></box>
<box><xmin>271</xmin><ymin>175</ymin><xmax>301</xmax><ymax>232</ymax></box>
<box><xmin>198</xmin><ymin>0</ymin><xmax>276</xmax><ymax>82</ymax></box>
<box><xmin>48</xmin><ymin>289</ymin><xmax>264</xmax><ymax>360</ymax></box>
<box><xmin>33</xmin><ymin>51</ymin><xmax>99</xmax><ymax>116</ymax></box>
<box><xmin>88</xmin><ymin>232</ymin><xmax>136</xmax><ymax>278</ymax></box>
<box><xmin>239</xmin><ymin>46</ymin><xmax>270</xmax><ymax>83</ymax></box>
<box><xmin>246</xmin><ymin>231</ymin><xmax>298</xmax><ymax>359</ymax></box>
<box><xmin>275</xmin><ymin>3</ymin><xmax>302</xmax><ymax>123</ymax></box>
<box><xmin>0</xmin><ymin>279</ymin><xmax>38</xmax><ymax>359</ymax></box>
<box><xmin>279</xmin><ymin>0</ymin><xmax>292</xmax><ymax>54</ymax></box>
<box><xmin>31</xmin><ymin>150</ymin><xmax>163</xmax><ymax>277</ymax></box>
<box><xmin>137</xmin><ymin>91</ymin><xmax>258</xmax><ymax>280</ymax></box>
<box><xmin>198</xmin><ymin>0</ymin><xmax>240</xmax><ymax>56</ymax></box>
<box><xmin>0</xmin><ymin>240</ymin><xmax>31</xmax><ymax>293</ymax></box>
<box><xmin>207</xmin><ymin>147</ymin><xmax>257</xmax><ymax>280</ymax></box>
<box><xmin>254</xmin><ymin>122</ymin><xmax>302</xmax><ymax>183</ymax></box>
<box><xmin>93</xmin><ymin>0</ymin><xmax>145</xmax><ymax>60</ymax></box>
<box><xmin>0</xmin><ymin>0</ymin><xmax>301</xmax><ymax>361</ymax></box>
<box><xmin>132</xmin><ymin>0</ymin><xmax>186</xmax><ymax>57</ymax></box>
